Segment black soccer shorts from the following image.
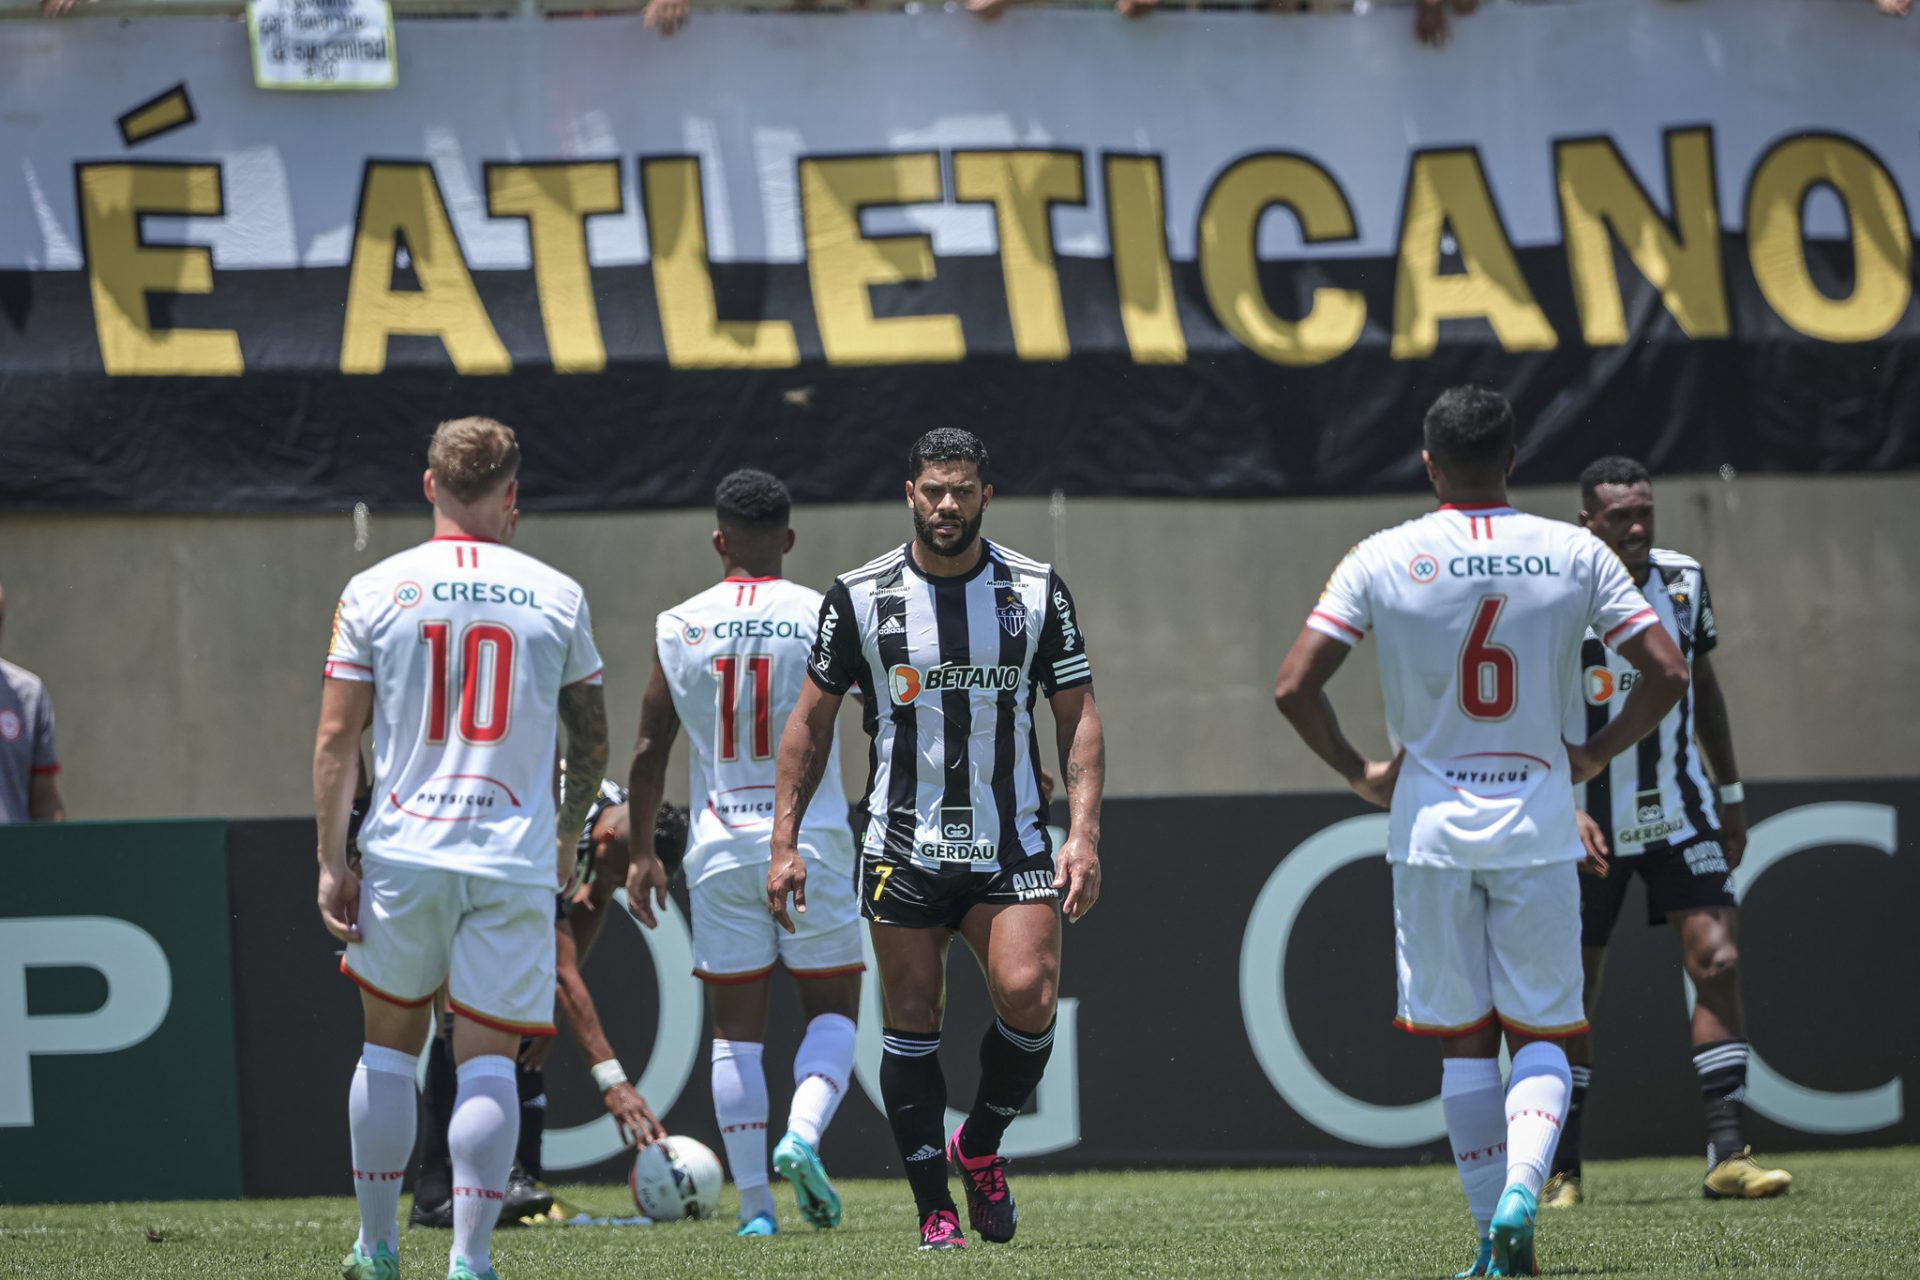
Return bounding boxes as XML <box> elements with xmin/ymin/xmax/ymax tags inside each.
<box><xmin>859</xmin><ymin>845</ymin><xmax>1060</xmax><ymax>930</ymax></box>
<box><xmin>1580</xmin><ymin>831</ymin><xmax>1739</xmax><ymax>946</ymax></box>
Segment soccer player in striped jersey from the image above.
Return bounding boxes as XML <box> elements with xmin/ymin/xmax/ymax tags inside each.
<box><xmin>315</xmin><ymin>418</ymin><xmax>609</xmax><ymax>1280</ymax></box>
<box><xmin>625</xmin><ymin>469</ymin><xmax>865</xmax><ymax>1239</ymax></box>
<box><xmin>769</xmin><ymin>429</ymin><xmax>1105</xmax><ymax>1253</ymax></box>
<box><xmin>1273</xmin><ymin>389</ymin><xmax>1689</xmax><ymax>1278</ymax></box>
<box><xmin>1543</xmin><ymin>457</ymin><xmax>1790</xmax><ymax>1207</ymax></box>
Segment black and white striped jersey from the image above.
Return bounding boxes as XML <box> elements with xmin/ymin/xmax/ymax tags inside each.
<box><xmin>1565</xmin><ymin>548</ymin><xmax>1721</xmax><ymax>853</ymax></box>
<box><xmin>807</xmin><ymin>539</ymin><xmax>1091</xmax><ymax>872</ymax></box>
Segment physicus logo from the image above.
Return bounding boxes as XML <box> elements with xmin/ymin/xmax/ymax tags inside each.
<box><xmin>1408</xmin><ymin>554</ymin><xmax>1440</xmax><ymax>584</ymax></box>
<box><xmin>393</xmin><ymin>581</ymin><xmax>423</xmax><ymax>609</ymax></box>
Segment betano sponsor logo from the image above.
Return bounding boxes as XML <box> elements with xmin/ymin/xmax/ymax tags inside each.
<box><xmin>1584</xmin><ymin>664</ymin><xmax>1642</xmax><ymax>705</ymax></box>
<box><xmin>888</xmin><ymin>663</ymin><xmax>1021</xmax><ymax>705</ymax></box>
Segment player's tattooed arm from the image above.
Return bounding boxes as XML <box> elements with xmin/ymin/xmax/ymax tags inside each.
<box><xmin>769</xmin><ymin>678</ymin><xmax>843</xmax><ymax>932</ymax></box>
<box><xmin>623</xmin><ymin>653</ymin><xmax>680</xmax><ymax>928</ymax></box>
<box><xmin>1050</xmin><ymin>684</ymin><xmax>1106</xmax><ymax>922</ymax></box>
<box><xmin>557</xmin><ymin>680</ymin><xmax>611</xmax><ymax>887</ymax></box>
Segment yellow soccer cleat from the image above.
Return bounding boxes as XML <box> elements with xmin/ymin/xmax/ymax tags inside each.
<box><xmin>1703</xmin><ymin>1148</ymin><xmax>1793</xmax><ymax>1200</ymax></box>
<box><xmin>1540</xmin><ymin>1172</ymin><xmax>1583</xmax><ymax>1209</ymax></box>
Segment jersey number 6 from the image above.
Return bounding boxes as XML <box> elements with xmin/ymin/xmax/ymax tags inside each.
<box><xmin>1458</xmin><ymin>595</ymin><xmax>1517</xmax><ymax>721</ymax></box>
<box><xmin>420</xmin><ymin>620</ymin><xmax>516</xmax><ymax>745</ymax></box>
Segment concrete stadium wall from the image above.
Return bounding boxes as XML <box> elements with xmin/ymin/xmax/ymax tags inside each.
<box><xmin>0</xmin><ymin>472</ymin><xmax>1912</xmax><ymax>821</ymax></box>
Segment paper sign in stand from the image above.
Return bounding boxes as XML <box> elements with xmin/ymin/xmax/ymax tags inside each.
<box><xmin>247</xmin><ymin>0</ymin><xmax>397</xmax><ymax>91</ymax></box>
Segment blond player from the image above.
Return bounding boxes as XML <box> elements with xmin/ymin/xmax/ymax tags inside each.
<box><xmin>314</xmin><ymin>419</ymin><xmax>609</xmax><ymax>1280</ymax></box>
<box><xmin>1273</xmin><ymin>388</ymin><xmax>1689</xmax><ymax>1278</ymax></box>
<box><xmin>624</xmin><ymin>469</ymin><xmax>862</xmax><ymax>1238</ymax></box>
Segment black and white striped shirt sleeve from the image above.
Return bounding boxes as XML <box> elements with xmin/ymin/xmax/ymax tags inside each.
<box><xmin>1036</xmin><ymin>569</ymin><xmax>1092</xmax><ymax>696</ymax></box>
<box><xmin>806</xmin><ymin>581</ymin><xmax>863</xmax><ymax>695</ymax></box>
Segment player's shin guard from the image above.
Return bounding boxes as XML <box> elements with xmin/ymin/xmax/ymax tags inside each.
<box><xmin>514</xmin><ymin>1056</ymin><xmax>545</xmax><ymax>1181</ymax></box>
<box><xmin>960</xmin><ymin>1018</ymin><xmax>1054</xmax><ymax>1159</ymax></box>
<box><xmin>448</xmin><ymin>1055</ymin><xmax>519</xmax><ymax>1274</ymax></box>
<box><xmin>1441</xmin><ymin>1056</ymin><xmax>1506</xmax><ymax>1240</ymax></box>
<box><xmin>880</xmin><ymin>1028</ymin><xmax>956</xmax><ymax>1218</ymax></box>
<box><xmin>1505</xmin><ymin>1042</ymin><xmax>1572</xmax><ymax>1199</ymax></box>
<box><xmin>1693</xmin><ymin>1040</ymin><xmax>1749</xmax><ymax>1168</ymax></box>
<box><xmin>349</xmin><ymin>1044</ymin><xmax>419</xmax><ymax>1254</ymax></box>
<box><xmin>789</xmin><ymin>1014</ymin><xmax>857</xmax><ymax>1148</ymax></box>
<box><xmin>713</xmin><ymin>1039</ymin><xmax>775</xmax><ymax>1221</ymax></box>
<box><xmin>1552</xmin><ymin>1065</ymin><xmax>1589</xmax><ymax>1177</ymax></box>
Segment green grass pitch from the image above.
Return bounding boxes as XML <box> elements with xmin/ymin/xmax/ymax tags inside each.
<box><xmin>4</xmin><ymin>1148</ymin><xmax>1918</xmax><ymax>1278</ymax></box>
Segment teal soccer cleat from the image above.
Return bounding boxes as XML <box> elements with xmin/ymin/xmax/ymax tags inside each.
<box><xmin>1488</xmin><ymin>1186</ymin><xmax>1539</xmax><ymax>1277</ymax></box>
<box><xmin>772</xmin><ymin>1131</ymin><xmax>843</xmax><ymax>1229</ymax></box>
<box><xmin>447</xmin><ymin>1256</ymin><xmax>498</xmax><ymax>1280</ymax></box>
<box><xmin>1455</xmin><ymin>1237</ymin><xmax>1493</xmax><ymax>1277</ymax></box>
<box><xmin>340</xmin><ymin>1241</ymin><xmax>398</xmax><ymax>1280</ymax></box>
<box><xmin>735</xmin><ymin>1212</ymin><xmax>778</xmax><ymax>1238</ymax></box>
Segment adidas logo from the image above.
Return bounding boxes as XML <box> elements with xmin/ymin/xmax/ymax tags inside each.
<box><xmin>906</xmin><ymin>1144</ymin><xmax>944</xmax><ymax>1162</ymax></box>
<box><xmin>877</xmin><ymin>616</ymin><xmax>906</xmax><ymax>635</ymax></box>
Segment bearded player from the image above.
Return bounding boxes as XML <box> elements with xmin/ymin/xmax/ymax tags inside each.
<box><xmin>625</xmin><ymin>469</ymin><xmax>864</xmax><ymax>1238</ymax></box>
<box><xmin>1273</xmin><ymin>389</ymin><xmax>1688</xmax><ymax>1277</ymax></box>
<box><xmin>1542</xmin><ymin>456</ymin><xmax>1789</xmax><ymax>1206</ymax></box>
<box><xmin>315</xmin><ymin>417</ymin><xmax>609</xmax><ymax>1280</ymax></box>
<box><xmin>770</xmin><ymin>429</ymin><xmax>1105</xmax><ymax>1252</ymax></box>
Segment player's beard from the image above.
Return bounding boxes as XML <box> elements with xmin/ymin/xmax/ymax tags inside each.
<box><xmin>913</xmin><ymin>506</ymin><xmax>984</xmax><ymax>559</ymax></box>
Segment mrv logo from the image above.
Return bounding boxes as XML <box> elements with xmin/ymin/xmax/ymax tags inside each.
<box><xmin>888</xmin><ymin>664</ymin><xmax>1020</xmax><ymax>705</ymax></box>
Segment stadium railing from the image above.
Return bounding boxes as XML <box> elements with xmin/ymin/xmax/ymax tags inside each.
<box><xmin>0</xmin><ymin>0</ymin><xmax>1435</xmax><ymax>18</ymax></box>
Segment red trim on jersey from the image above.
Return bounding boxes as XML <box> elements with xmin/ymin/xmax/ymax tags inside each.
<box><xmin>1393</xmin><ymin>1010</ymin><xmax>1499</xmax><ymax>1038</ymax></box>
<box><xmin>693</xmin><ymin>964</ymin><xmax>778</xmax><ymax>986</ymax></box>
<box><xmin>340</xmin><ymin>958</ymin><xmax>437</xmax><ymax>1008</ymax></box>
<box><xmin>568</xmin><ymin>668</ymin><xmax>604</xmax><ymax>686</ymax></box>
<box><xmin>325</xmin><ymin>659</ymin><xmax>373</xmax><ymax>672</ymax></box>
<box><xmin>723</xmin><ymin>575</ymin><xmax>781</xmax><ymax>584</ymax></box>
<box><xmin>430</xmin><ymin>534</ymin><xmax>500</xmax><ymax>543</ymax></box>
<box><xmin>1439</xmin><ymin>502</ymin><xmax>1514</xmax><ymax>512</ymax></box>
<box><xmin>1604</xmin><ymin>609</ymin><xmax>1659</xmax><ymax>646</ymax></box>
<box><xmin>1309</xmin><ymin>610</ymin><xmax>1365</xmax><ymax>641</ymax></box>
<box><xmin>788</xmin><ymin>963</ymin><xmax>869</xmax><ymax>981</ymax></box>
<box><xmin>1496</xmin><ymin>1014</ymin><xmax>1590</xmax><ymax>1040</ymax></box>
<box><xmin>30</xmin><ymin>764</ymin><xmax>61</xmax><ymax>777</ymax></box>
<box><xmin>448</xmin><ymin>997</ymin><xmax>557</xmax><ymax>1038</ymax></box>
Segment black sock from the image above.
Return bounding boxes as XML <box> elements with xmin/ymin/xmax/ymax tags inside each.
<box><xmin>880</xmin><ymin>1027</ymin><xmax>955</xmax><ymax>1219</ymax></box>
<box><xmin>1552</xmin><ymin>1065</ymin><xmax>1590</xmax><ymax>1177</ymax></box>
<box><xmin>1694</xmin><ymin>1039</ymin><xmax>1749</xmax><ymax>1167</ymax></box>
<box><xmin>961</xmin><ymin>1018</ymin><xmax>1056</xmax><ymax>1159</ymax></box>
<box><xmin>414</xmin><ymin>1028</ymin><xmax>456</xmax><ymax>1205</ymax></box>
<box><xmin>516</xmin><ymin>1055</ymin><xmax>546</xmax><ymax>1180</ymax></box>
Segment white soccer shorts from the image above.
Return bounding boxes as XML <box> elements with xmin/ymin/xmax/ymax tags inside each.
<box><xmin>691</xmin><ymin>862</ymin><xmax>864</xmax><ymax>984</ymax></box>
<box><xmin>342</xmin><ymin>858</ymin><xmax>558</xmax><ymax>1036</ymax></box>
<box><xmin>1391</xmin><ymin>860</ymin><xmax>1588</xmax><ymax>1039</ymax></box>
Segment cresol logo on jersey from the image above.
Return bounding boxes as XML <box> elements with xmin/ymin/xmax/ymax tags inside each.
<box><xmin>393</xmin><ymin>581</ymin><xmax>423</xmax><ymax>608</ymax></box>
<box><xmin>1408</xmin><ymin>554</ymin><xmax>1440</xmax><ymax>584</ymax></box>
<box><xmin>888</xmin><ymin>664</ymin><xmax>1021</xmax><ymax>706</ymax></box>
<box><xmin>430</xmin><ymin>581</ymin><xmax>539</xmax><ymax>607</ymax></box>
<box><xmin>1449</xmin><ymin>555</ymin><xmax>1560</xmax><ymax>578</ymax></box>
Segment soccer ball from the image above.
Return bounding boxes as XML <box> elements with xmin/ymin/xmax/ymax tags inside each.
<box><xmin>630</xmin><ymin>1135</ymin><xmax>723</xmax><ymax>1221</ymax></box>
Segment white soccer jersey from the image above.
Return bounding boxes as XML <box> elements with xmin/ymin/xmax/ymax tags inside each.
<box><xmin>657</xmin><ymin>576</ymin><xmax>853</xmax><ymax>886</ymax></box>
<box><xmin>1307</xmin><ymin>504</ymin><xmax>1657</xmax><ymax>870</ymax></box>
<box><xmin>325</xmin><ymin>535</ymin><xmax>603</xmax><ymax>887</ymax></box>
<box><xmin>1565</xmin><ymin>548</ymin><xmax>1722</xmax><ymax>853</ymax></box>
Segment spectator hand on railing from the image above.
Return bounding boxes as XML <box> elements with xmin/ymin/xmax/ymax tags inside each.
<box><xmin>645</xmin><ymin>0</ymin><xmax>688</xmax><ymax>36</ymax></box>
<box><xmin>1875</xmin><ymin>0</ymin><xmax>1910</xmax><ymax>16</ymax></box>
<box><xmin>1415</xmin><ymin>0</ymin><xmax>1476</xmax><ymax>47</ymax></box>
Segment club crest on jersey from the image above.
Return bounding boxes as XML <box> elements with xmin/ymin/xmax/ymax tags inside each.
<box><xmin>393</xmin><ymin>581</ymin><xmax>423</xmax><ymax>608</ymax></box>
<box><xmin>681</xmin><ymin>622</ymin><xmax>706</xmax><ymax>645</ymax></box>
<box><xmin>1408</xmin><ymin>554</ymin><xmax>1440</xmax><ymax>584</ymax></box>
<box><xmin>997</xmin><ymin>600</ymin><xmax>1032</xmax><ymax>637</ymax></box>
<box><xmin>888</xmin><ymin>664</ymin><xmax>1021</xmax><ymax>705</ymax></box>
<box><xmin>0</xmin><ymin>710</ymin><xmax>20</xmax><ymax>741</ymax></box>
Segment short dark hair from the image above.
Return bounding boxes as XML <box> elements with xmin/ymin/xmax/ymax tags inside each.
<box><xmin>1423</xmin><ymin>386</ymin><xmax>1516</xmax><ymax>477</ymax></box>
<box><xmin>908</xmin><ymin>428</ymin><xmax>990</xmax><ymax>484</ymax></box>
<box><xmin>1579</xmin><ymin>455</ymin><xmax>1652</xmax><ymax>509</ymax></box>
<box><xmin>714</xmin><ymin>468</ymin><xmax>790</xmax><ymax>529</ymax></box>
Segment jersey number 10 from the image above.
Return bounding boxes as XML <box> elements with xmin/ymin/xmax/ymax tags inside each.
<box><xmin>420</xmin><ymin>620</ymin><xmax>515</xmax><ymax>745</ymax></box>
<box><xmin>714</xmin><ymin>654</ymin><xmax>774</xmax><ymax>763</ymax></box>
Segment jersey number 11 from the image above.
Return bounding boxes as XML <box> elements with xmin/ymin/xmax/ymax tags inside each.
<box><xmin>714</xmin><ymin>654</ymin><xmax>774</xmax><ymax>762</ymax></box>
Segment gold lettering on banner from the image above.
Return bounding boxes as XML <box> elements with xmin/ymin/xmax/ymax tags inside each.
<box><xmin>1103</xmin><ymin>154</ymin><xmax>1187</xmax><ymax>365</ymax></box>
<box><xmin>1198</xmin><ymin>153</ymin><xmax>1366</xmax><ymax>367</ymax></box>
<box><xmin>78</xmin><ymin>163</ymin><xmax>243</xmax><ymax>376</ymax></box>
<box><xmin>341</xmin><ymin>162</ymin><xmax>510</xmax><ymax>376</ymax></box>
<box><xmin>485</xmin><ymin>162</ymin><xmax>622</xmax><ymax>374</ymax></box>
<box><xmin>1392</xmin><ymin>149</ymin><xmax>1557</xmax><ymax>359</ymax></box>
<box><xmin>1557</xmin><ymin>128</ymin><xmax>1730</xmax><ymax>345</ymax></box>
<box><xmin>1746</xmin><ymin>134</ymin><xmax>1912</xmax><ymax>343</ymax></box>
<box><xmin>641</xmin><ymin>156</ymin><xmax>799</xmax><ymax>369</ymax></box>
<box><xmin>952</xmin><ymin>150</ymin><xmax>1085</xmax><ymax>362</ymax></box>
<box><xmin>800</xmin><ymin>153</ymin><xmax>965</xmax><ymax>366</ymax></box>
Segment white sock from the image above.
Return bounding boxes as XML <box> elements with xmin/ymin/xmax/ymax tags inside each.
<box><xmin>1506</xmin><ymin>1042</ymin><xmax>1573</xmax><ymax>1198</ymax></box>
<box><xmin>788</xmin><ymin>1013</ymin><xmax>857</xmax><ymax>1149</ymax></box>
<box><xmin>712</xmin><ymin>1039</ymin><xmax>774</xmax><ymax>1221</ymax></box>
<box><xmin>449</xmin><ymin>1055</ymin><xmax>519</xmax><ymax>1273</ymax></box>
<box><xmin>1442</xmin><ymin>1056</ymin><xmax>1506</xmax><ymax>1239</ymax></box>
<box><xmin>349</xmin><ymin>1043</ymin><xmax>418</xmax><ymax>1254</ymax></box>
